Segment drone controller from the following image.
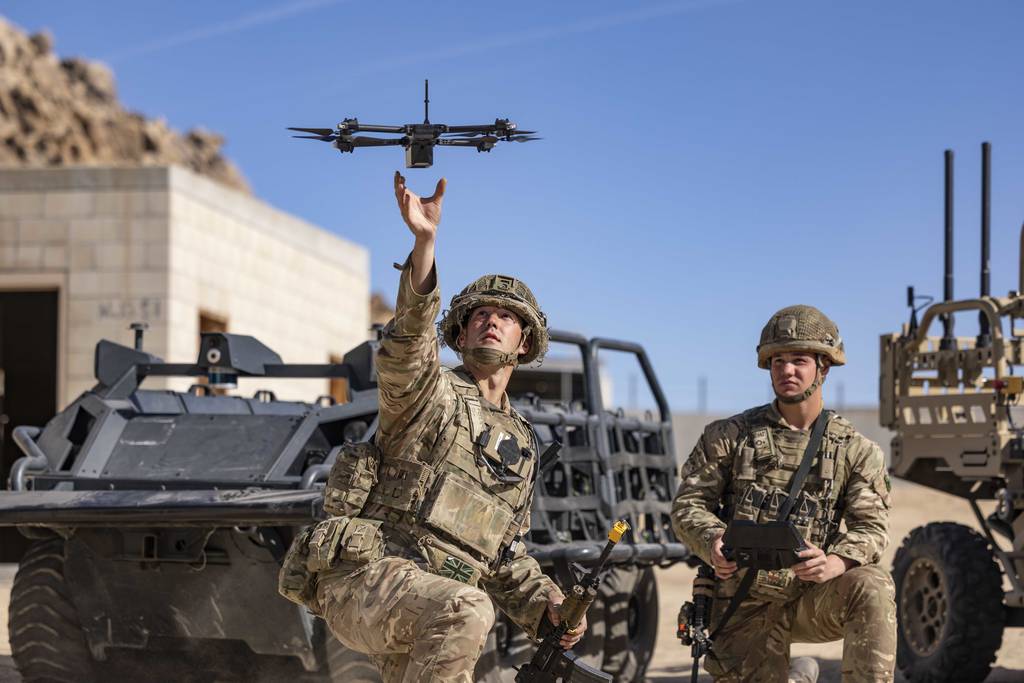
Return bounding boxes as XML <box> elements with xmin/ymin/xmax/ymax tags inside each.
<box><xmin>720</xmin><ymin>520</ymin><xmax>807</xmax><ymax>571</ymax></box>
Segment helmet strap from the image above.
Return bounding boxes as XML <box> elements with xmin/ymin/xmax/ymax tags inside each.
<box><xmin>774</xmin><ymin>356</ymin><xmax>826</xmax><ymax>404</ymax></box>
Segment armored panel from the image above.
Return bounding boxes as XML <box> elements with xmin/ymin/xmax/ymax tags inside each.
<box><xmin>103</xmin><ymin>414</ymin><xmax>303</xmax><ymax>481</ymax></box>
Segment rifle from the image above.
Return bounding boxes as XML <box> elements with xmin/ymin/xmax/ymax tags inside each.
<box><xmin>514</xmin><ymin>520</ymin><xmax>629</xmax><ymax>683</ymax></box>
<box><xmin>677</xmin><ymin>562</ymin><xmax>715</xmax><ymax>683</ymax></box>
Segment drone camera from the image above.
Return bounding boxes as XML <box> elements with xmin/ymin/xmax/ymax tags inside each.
<box><xmin>406</xmin><ymin>142</ymin><xmax>434</xmax><ymax>169</ymax></box>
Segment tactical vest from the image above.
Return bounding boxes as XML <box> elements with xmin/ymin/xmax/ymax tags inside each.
<box><xmin>336</xmin><ymin>368</ymin><xmax>537</xmax><ymax>586</ymax></box>
<box><xmin>722</xmin><ymin>407</ymin><xmax>855</xmax><ymax>601</ymax></box>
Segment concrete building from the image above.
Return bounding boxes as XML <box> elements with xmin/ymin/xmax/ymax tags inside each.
<box><xmin>0</xmin><ymin>165</ymin><xmax>369</xmax><ymax>557</ymax></box>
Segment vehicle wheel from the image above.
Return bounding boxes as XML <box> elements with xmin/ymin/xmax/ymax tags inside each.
<box><xmin>599</xmin><ymin>566</ymin><xmax>658</xmax><ymax>682</ymax></box>
<box><xmin>325</xmin><ymin>636</ymin><xmax>381</xmax><ymax>683</ymax></box>
<box><xmin>892</xmin><ymin>522</ymin><xmax>1004</xmax><ymax>682</ymax></box>
<box><xmin>8</xmin><ymin>538</ymin><xmax>98</xmax><ymax>683</ymax></box>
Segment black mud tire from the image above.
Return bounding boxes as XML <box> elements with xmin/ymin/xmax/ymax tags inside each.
<box><xmin>892</xmin><ymin>522</ymin><xmax>1004</xmax><ymax>682</ymax></box>
<box><xmin>599</xmin><ymin>566</ymin><xmax>658</xmax><ymax>682</ymax></box>
<box><xmin>325</xmin><ymin>637</ymin><xmax>381</xmax><ymax>683</ymax></box>
<box><xmin>8</xmin><ymin>538</ymin><xmax>98</xmax><ymax>683</ymax></box>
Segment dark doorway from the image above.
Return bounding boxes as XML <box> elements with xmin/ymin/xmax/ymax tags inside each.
<box><xmin>0</xmin><ymin>290</ymin><xmax>59</xmax><ymax>562</ymax></box>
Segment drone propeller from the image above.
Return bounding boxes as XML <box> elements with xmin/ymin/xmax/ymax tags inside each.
<box><xmin>288</xmin><ymin>127</ymin><xmax>336</xmax><ymax>136</ymax></box>
<box><xmin>507</xmin><ymin>135</ymin><xmax>541</xmax><ymax>142</ymax></box>
<box><xmin>292</xmin><ymin>134</ymin><xmax>337</xmax><ymax>141</ymax></box>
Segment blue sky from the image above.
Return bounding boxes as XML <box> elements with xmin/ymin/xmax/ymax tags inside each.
<box><xmin>5</xmin><ymin>1</ymin><xmax>1024</xmax><ymax>413</ymax></box>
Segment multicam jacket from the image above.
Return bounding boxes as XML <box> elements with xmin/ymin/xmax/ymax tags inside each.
<box><xmin>671</xmin><ymin>403</ymin><xmax>891</xmax><ymax>602</ymax></box>
<box><xmin>355</xmin><ymin>261</ymin><xmax>559</xmax><ymax>636</ymax></box>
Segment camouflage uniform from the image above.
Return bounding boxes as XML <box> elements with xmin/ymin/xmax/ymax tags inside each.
<box><xmin>310</xmin><ymin>262</ymin><xmax>559</xmax><ymax>682</ymax></box>
<box><xmin>671</xmin><ymin>306</ymin><xmax>896</xmax><ymax>683</ymax></box>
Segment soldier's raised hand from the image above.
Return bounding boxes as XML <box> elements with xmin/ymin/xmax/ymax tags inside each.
<box><xmin>395</xmin><ymin>171</ymin><xmax>445</xmax><ymax>242</ymax></box>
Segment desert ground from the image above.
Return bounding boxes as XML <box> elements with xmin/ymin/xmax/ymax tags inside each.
<box><xmin>2</xmin><ymin>481</ymin><xmax>1023</xmax><ymax>682</ymax></box>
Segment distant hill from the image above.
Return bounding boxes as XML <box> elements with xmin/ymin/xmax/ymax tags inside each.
<box><xmin>0</xmin><ymin>16</ymin><xmax>248</xmax><ymax>193</ymax></box>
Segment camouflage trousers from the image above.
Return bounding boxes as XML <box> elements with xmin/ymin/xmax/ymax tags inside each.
<box><xmin>705</xmin><ymin>565</ymin><xmax>897</xmax><ymax>683</ymax></box>
<box><xmin>316</xmin><ymin>556</ymin><xmax>495</xmax><ymax>683</ymax></box>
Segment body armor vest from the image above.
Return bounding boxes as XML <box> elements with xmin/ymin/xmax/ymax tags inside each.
<box><xmin>723</xmin><ymin>407</ymin><xmax>855</xmax><ymax>600</ymax></box>
<box><xmin>343</xmin><ymin>368</ymin><xmax>537</xmax><ymax>586</ymax></box>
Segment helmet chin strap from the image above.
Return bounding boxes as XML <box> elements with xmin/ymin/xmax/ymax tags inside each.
<box><xmin>774</xmin><ymin>357</ymin><xmax>825</xmax><ymax>404</ymax></box>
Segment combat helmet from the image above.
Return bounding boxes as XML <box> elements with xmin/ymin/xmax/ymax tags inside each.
<box><xmin>757</xmin><ymin>305</ymin><xmax>846</xmax><ymax>369</ymax></box>
<box><xmin>440</xmin><ymin>274</ymin><xmax>548</xmax><ymax>365</ymax></box>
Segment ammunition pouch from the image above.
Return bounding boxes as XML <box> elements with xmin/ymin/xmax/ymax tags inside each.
<box><xmin>278</xmin><ymin>525</ymin><xmax>318</xmax><ymax>612</ymax></box>
<box><xmin>324</xmin><ymin>441</ymin><xmax>381</xmax><ymax>518</ymax></box>
<box><xmin>418</xmin><ymin>534</ymin><xmax>488</xmax><ymax>587</ymax></box>
<box><xmin>306</xmin><ymin>516</ymin><xmax>385</xmax><ymax>573</ymax></box>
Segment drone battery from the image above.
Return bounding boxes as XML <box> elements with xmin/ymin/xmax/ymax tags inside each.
<box><xmin>406</xmin><ymin>142</ymin><xmax>434</xmax><ymax>169</ymax></box>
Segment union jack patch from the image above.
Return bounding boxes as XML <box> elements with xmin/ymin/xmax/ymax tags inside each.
<box><xmin>439</xmin><ymin>555</ymin><xmax>475</xmax><ymax>584</ymax></box>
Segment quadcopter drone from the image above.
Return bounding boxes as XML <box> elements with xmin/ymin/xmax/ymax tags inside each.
<box><xmin>289</xmin><ymin>80</ymin><xmax>539</xmax><ymax>169</ymax></box>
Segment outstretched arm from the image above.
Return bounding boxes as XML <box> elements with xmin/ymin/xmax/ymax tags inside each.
<box><xmin>394</xmin><ymin>171</ymin><xmax>445</xmax><ymax>294</ymax></box>
<box><xmin>377</xmin><ymin>173</ymin><xmax>449</xmax><ymax>454</ymax></box>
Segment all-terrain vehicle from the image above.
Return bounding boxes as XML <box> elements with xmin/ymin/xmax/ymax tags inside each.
<box><xmin>1</xmin><ymin>326</ymin><xmax>687</xmax><ymax>682</ymax></box>
<box><xmin>880</xmin><ymin>143</ymin><xmax>1024</xmax><ymax>681</ymax></box>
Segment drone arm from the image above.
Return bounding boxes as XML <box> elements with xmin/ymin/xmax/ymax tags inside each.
<box><xmin>350</xmin><ymin>136</ymin><xmax>408</xmax><ymax>147</ymax></box>
<box><xmin>351</xmin><ymin>124</ymin><xmax>407</xmax><ymax>134</ymax></box>
<box><xmin>444</xmin><ymin>124</ymin><xmax>503</xmax><ymax>134</ymax></box>
<box><xmin>435</xmin><ymin>138</ymin><xmax>482</xmax><ymax>147</ymax></box>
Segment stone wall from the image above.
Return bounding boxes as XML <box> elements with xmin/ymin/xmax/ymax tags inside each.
<box><xmin>0</xmin><ymin>165</ymin><xmax>368</xmax><ymax>407</ymax></box>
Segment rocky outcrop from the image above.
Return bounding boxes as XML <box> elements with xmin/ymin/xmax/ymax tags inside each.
<box><xmin>0</xmin><ymin>17</ymin><xmax>249</xmax><ymax>192</ymax></box>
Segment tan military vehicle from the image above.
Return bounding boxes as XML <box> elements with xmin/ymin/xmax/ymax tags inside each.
<box><xmin>880</xmin><ymin>143</ymin><xmax>1023</xmax><ymax>681</ymax></box>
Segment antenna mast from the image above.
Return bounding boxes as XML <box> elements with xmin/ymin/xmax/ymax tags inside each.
<box><xmin>423</xmin><ymin>79</ymin><xmax>430</xmax><ymax>124</ymax></box>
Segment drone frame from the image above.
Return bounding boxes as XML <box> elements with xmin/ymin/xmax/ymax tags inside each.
<box><xmin>289</xmin><ymin>80</ymin><xmax>539</xmax><ymax>168</ymax></box>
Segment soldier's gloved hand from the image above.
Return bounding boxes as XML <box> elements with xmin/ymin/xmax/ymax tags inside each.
<box><xmin>791</xmin><ymin>540</ymin><xmax>855</xmax><ymax>583</ymax></box>
<box><xmin>547</xmin><ymin>597</ymin><xmax>587</xmax><ymax>649</ymax></box>
<box><xmin>710</xmin><ymin>532</ymin><xmax>738</xmax><ymax>580</ymax></box>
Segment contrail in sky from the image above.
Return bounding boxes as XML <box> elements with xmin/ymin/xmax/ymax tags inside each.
<box><xmin>101</xmin><ymin>0</ymin><xmax>348</xmax><ymax>62</ymax></box>
<box><xmin>339</xmin><ymin>0</ymin><xmax>741</xmax><ymax>80</ymax></box>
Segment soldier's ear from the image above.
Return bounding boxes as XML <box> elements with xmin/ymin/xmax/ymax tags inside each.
<box><xmin>456</xmin><ymin>328</ymin><xmax>466</xmax><ymax>351</ymax></box>
<box><xmin>518</xmin><ymin>329</ymin><xmax>531</xmax><ymax>356</ymax></box>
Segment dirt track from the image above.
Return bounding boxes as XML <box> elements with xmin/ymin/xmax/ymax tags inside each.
<box><xmin>2</xmin><ymin>481</ymin><xmax>1023</xmax><ymax>681</ymax></box>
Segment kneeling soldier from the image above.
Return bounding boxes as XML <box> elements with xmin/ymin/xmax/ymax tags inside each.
<box><xmin>672</xmin><ymin>306</ymin><xmax>897</xmax><ymax>682</ymax></box>
<box><xmin>280</xmin><ymin>173</ymin><xmax>584</xmax><ymax>682</ymax></box>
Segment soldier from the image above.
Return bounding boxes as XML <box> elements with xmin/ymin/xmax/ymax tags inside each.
<box><xmin>280</xmin><ymin>172</ymin><xmax>584</xmax><ymax>682</ymax></box>
<box><xmin>672</xmin><ymin>305</ymin><xmax>897</xmax><ymax>683</ymax></box>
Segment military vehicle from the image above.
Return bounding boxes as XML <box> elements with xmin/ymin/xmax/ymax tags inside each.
<box><xmin>1</xmin><ymin>325</ymin><xmax>687</xmax><ymax>682</ymax></box>
<box><xmin>880</xmin><ymin>142</ymin><xmax>1024</xmax><ymax>681</ymax></box>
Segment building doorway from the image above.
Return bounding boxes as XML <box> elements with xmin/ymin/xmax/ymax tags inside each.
<box><xmin>0</xmin><ymin>290</ymin><xmax>59</xmax><ymax>562</ymax></box>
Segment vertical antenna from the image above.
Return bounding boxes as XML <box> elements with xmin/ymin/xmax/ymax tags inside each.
<box><xmin>940</xmin><ymin>149</ymin><xmax>956</xmax><ymax>350</ymax></box>
<box><xmin>978</xmin><ymin>141</ymin><xmax>992</xmax><ymax>347</ymax></box>
<box><xmin>423</xmin><ymin>79</ymin><xmax>430</xmax><ymax>124</ymax></box>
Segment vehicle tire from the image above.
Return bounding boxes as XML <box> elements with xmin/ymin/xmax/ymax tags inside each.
<box><xmin>892</xmin><ymin>522</ymin><xmax>1004</xmax><ymax>682</ymax></box>
<box><xmin>598</xmin><ymin>566</ymin><xmax>658</xmax><ymax>682</ymax></box>
<box><xmin>325</xmin><ymin>636</ymin><xmax>381</xmax><ymax>683</ymax></box>
<box><xmin>8</xmin><ymin>537</ymin><xmax>98</xmax><ymax>683</ymax></box>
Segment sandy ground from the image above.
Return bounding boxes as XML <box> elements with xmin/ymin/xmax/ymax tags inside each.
<box><xmin>1</xmin><ymin>481</ymin><xmax>1022</xmax><ymax>682</ymax></box>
